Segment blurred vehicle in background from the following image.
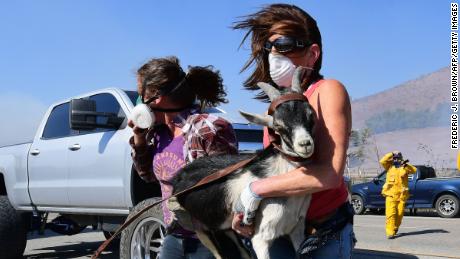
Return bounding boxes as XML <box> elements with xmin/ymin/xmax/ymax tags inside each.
<box><xmin>351</xmin><ymin>165</ymin><xmax>460</xmax><ymax>218</ymax></box>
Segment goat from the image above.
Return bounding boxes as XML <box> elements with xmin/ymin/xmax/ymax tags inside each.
<box><xmin>172</xmin><ymin>70</ymin><xmax>315</xmax><ymax>259</ymax></box>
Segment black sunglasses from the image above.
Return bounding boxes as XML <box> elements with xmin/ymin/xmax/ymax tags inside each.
<box><xmin>141</xmin><ymin>88</ymin><xmax>161</xmax><ymax>105</ymax></box>
<box><xmin>264</xmin><ymin>36</ymin><xmax>309</xmax><ymax>53</ymax></box>
<box><xmin>142</xmin><ymin>94</ymin><xmax>159</xmax><ymax>105</ymax></box>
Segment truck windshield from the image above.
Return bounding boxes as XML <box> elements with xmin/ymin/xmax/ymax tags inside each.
<box><xmin>124</xmin><ymin>90</ymin><xmax>139</xmax><ymax>105</ymax></box>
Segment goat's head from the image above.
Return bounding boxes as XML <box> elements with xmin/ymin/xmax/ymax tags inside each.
<box><xmin>240</xmin><ymin>67</ymin><xmax>315</xmax><ymax>158</ymax></box>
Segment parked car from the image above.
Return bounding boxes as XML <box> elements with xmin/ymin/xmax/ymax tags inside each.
<box><xmin>0</xmin><ymin>88</ymin><xmax>263</xmax><ymax>258</ymax></box>
<box><xmin>351</xmin><ymin>165</ymin><xmax>460</xmax><ymax>218</ymax></box>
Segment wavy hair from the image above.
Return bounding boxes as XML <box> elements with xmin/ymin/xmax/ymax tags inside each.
<box><xmin>233</xmin><ymin>4</ymin><xmax>324</xmax><ymax>101</ymax></box>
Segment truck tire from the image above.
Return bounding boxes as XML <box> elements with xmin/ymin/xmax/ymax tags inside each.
<box><xmin>351</xmin><ymin>194</ymin><xmax>365</xmax><ymax>215</ymax></box>
<box><xmin>120</xmin><ymin>197</ymin><xmax>166</xmax><ymax>259</ymax></box>
<box><xmin>0</xmin><ymin>195</ymin><xmax>27</xmax><ymax>258</ymax></box>
<box><xmin>435</xmin><ymin>194</ymin><xmax>459</xmax><ymax>218</ymax></box>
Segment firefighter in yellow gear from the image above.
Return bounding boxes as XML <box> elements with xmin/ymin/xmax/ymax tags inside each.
<box><xmin>380</xmin><ymin>151</ymin><xmax>417</xmax><ymax>239</ymax></box>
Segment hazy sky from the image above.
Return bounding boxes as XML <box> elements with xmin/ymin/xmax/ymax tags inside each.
<box><xmin>0</xmin><ymin>1</ymin><xmax>449</xmax><ymax>145</ymax></box>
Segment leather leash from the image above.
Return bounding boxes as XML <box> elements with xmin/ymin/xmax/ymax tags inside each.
<box><xmin>267</xmin><ymin>93</ymin><xmax>307</xmax><ymax>115</ymax></box>
<box><xmin>91</xmin><ymin>155</ymin><xmax>256</xmax><ymax>258</ymax></box>
<box><xmin>92</xmin><ymin>91</ymin><xmax>310</xmax><ymax>258</ymax></box>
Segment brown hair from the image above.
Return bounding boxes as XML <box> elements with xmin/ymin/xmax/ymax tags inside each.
<box><xmin>137</xmin><ymin>56</ymin><xmax>227</xmax><ymax>108</ymax></box>
<box><xmin>233</xmin><ymin>4</ymin><xmax>323</xmax><ymax>100</ymax></box>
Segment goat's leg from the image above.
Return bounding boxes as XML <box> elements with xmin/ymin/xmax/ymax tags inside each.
<box><xmin>289</xmin><ymin>219</ymin><xmax>305</xmax><ymax>251</ymax></box>
<box><xmin>251</xmin><ymin>234</ymin><xmax>273</xmax><ymax>259</ymax></box>
<box><xmin>195</xmin><ymin>230</ymin><xmax>223</xmax><ymax>259</ymax></box>
<box><xmin>250</xmin><ymin>199</ymin><xmax>287</xmax><ymax>259</ymax></box>
<box><xmin>224</xmin><ymin>230</ymin><xmax>252</xmax><ymax>259</ymax></box>
<box><xmin>197</xmin><ymin>230</ymin><xmax>252</xmax><ymax>259</ymax></box>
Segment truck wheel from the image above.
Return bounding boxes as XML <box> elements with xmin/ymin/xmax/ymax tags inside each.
<box><xmin>351</xmin><ymin>194</ymin><xmax>365</xmax><ymax>215</ymax></box>
<box><xmin>0</xmin><ymin>195</ymin><xmax>28</xmax><ymax>258</ymax></box>
<box><xmin>120</xmin><ymin>197</ymin><xmax>166</xmax><ymax>259</ymax></box>
<box><xmin>435</xmin><ymin>194</ymin><xmax>459</xmax><ymax>218</ymax></box>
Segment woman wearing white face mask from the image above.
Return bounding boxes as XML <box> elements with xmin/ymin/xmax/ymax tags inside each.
<box><xmin>233</xmin><ymin>4</ymin><xmax>355</xmax><ymax>259</ymax></box>
<box><xmin>268</xmin><ymin>52</ymin><xmax>315</xmax><ymax>88</ymax></box>
<box><xmin>128</xmin><ymin>56</ymin><xmax>238</xmax><ymax>259</ymax></box>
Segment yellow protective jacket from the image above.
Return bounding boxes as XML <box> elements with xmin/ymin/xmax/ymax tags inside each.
<box><xmin>380</xmin><ymin>152</ymin><xmax>417</xmax><ymax>201</ymax></box>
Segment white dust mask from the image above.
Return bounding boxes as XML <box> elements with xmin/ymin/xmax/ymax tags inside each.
<box><xmin>268</xmin><ymin>53</ymin><xmax>314</xmax><ymax>87</ymax></box>
<box><xmin>269</xmin><ymin>53</ymin><xmax>296</xmax><ymax>87</ymax></box>
<box><xmin>130</xmin><ymin>103</ymin><xmax>156</xmax><ymax>129</ymax></box>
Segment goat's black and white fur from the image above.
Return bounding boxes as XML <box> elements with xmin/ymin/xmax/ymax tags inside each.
<box><xmin>172</xmin><ymin>68</ymin><xmax>315</xmax><ymax>259</ymax></box>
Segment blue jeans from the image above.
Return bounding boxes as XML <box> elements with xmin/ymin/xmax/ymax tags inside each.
<box><xmin>268</xmin><ymin>223</ymin><xmax>356</xmax><ymax>259</ymax></box>
<box><xmin>159</xmin><ymin>234</ymin><xmax>215</xmax><ymax>259</ymax></box>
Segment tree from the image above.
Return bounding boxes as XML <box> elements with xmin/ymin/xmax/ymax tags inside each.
<box><xmin>347</xmin><ymin>127</ymin><xmax>382</xmax><ymax>174</ymax></box>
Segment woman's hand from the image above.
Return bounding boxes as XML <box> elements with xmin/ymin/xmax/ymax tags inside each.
<box><xmin>128</xmin><ymin>119</ymin><xmax>148</xmax><ymax>146</ymax></box>
<box><xmin>231</xmin><ymin>213</ymin><xmax>255</xmax><ymax>238</ymax></box>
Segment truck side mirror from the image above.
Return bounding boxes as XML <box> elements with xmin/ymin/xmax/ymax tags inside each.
<box><xmin>70</xmin><ymin>99</ymin><xmax>124</xmax><ymax>130</ymax></box>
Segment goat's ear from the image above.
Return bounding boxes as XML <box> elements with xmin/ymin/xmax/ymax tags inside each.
<box><xmin>239</xmin><ymin>111</ymin><xmax>273</xmax><ymax>128</ymax></box>
<box><xmin>257</xmin><ymin>82</ymin><xmax>280</xmax><ymax>102</ymax></box>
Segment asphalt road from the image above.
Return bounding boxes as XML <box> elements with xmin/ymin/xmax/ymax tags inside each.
<box><xmin>24</xmin><ymin>229</ymin><xmax>118</xmax><ymax>259</ymax></box>
<box><xmin>23</xmin><ymin>212</ymin><xmax>460</xmax><ymax>259</ymax></box>
<box><xmin>353</xmin><ymin>213</ymin><xmax>460</xmax><ymax>259</ymax></box>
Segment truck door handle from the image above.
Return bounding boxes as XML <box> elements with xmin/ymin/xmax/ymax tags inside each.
<box><xmin>30</xmin><ymin>149</ymin><xmax>40</xmax><ymax>156</ymax></box>
<box><xmin>69</xmin><ymin>144</ymin><xmax>81</xmax><ymax>151</ymax></box>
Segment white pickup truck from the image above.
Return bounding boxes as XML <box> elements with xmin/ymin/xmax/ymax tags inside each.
<box><xmin>0</xmin><ymin>88</ymin><xmax>263</xmax><ymax>258</ymax></box>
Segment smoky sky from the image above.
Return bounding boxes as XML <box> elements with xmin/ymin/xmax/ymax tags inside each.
<box><xmin>0</xmin><ymin>93</ymin><xmax>47</xmax><ymax>147</ymax></box>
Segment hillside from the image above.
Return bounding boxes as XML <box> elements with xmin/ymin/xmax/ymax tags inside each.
<box><xmin>349</xmin><ymin>67</ymin><xmax>455</xmax><ymax>169</ymax></box>
<box><xmin>352</xmin><ymin>67</ymin><xmax>449</xmax><ymax>130</ymax></box>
